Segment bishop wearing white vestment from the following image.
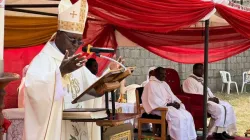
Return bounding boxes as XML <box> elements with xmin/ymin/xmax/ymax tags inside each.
<box><xmin>142</xmin><ymin>67</ymin><xmax>197</xmax><ymax>140</ymax></box>
<box><xmin>183</xmin><ymin>63</ymin><xmax>237</xmax><ymax>139</ymax></box>
<box><xmin>23</xmin><ymin>0</ymin><xmax>104</xmax><ymax>139</ymax></box>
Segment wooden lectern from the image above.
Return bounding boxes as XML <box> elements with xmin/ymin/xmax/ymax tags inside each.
<box><xmin>65</xmin><ymin>67</ymin><xmax>139</xmax><ymax>140</ymax></box>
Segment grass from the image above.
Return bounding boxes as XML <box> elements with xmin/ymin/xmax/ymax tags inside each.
<box><xmin>214</xmin><ymin>92</ymin><xmax>250</xmax><ymax>137</ymax></box>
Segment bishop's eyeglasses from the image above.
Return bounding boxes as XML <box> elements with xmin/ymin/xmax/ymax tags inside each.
<box><xmin>62</xmin><ymin>32</ymin><xmax>83</xmax><ymax>46</ymax></box>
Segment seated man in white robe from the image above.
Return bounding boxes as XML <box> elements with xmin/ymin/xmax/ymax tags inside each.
<box><xmin>139</xmin><ymin>67</ymin><xmax>156</xmax><ymax>131</ymax></box>
<box><xmin>23</xmin><ymin>0</ymin><xmax>118</xmax><ymax>139</ymax></box>
<box><xmin>142</xmin><ymin>67</ymin><xmax>197</xmax><ymax>140</ymax></box>
<box><xmin>183</xmin><ymin>63</ymin><xmax>237</xmax><ymax>140</ymax></box>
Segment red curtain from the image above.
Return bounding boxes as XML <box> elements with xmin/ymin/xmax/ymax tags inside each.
<box><xmin>4</xmin><ymin>45</ymin><xmax>43</xmax><ymax>108</ymax></box>
<box><xmin>86</xmin><ymin>0</ymin><xmax>250</xmax><ymax>63</ymax></box>
<box><xmin>88</xmin><ymin>0</ymin><xmax>214</xmax><ymax>33</ymax></box>
<box><xmin>6</xmin><ymin>0</ymin><xmax>250</xmax><ymax>108</ymax></box>
<box><xmin>216</xmin><ymin>4</ymin><xmax>250</xmax><ymax>39</ymax></box>
<box><xmin>117</xmin><ymin>26</ymin><xmax>250</xmax><ymax>63</ymax></box>
<box><xmin>82</xmin><ymin>18</ymin><xmax>117</xmax><ymax>76</ymax></box>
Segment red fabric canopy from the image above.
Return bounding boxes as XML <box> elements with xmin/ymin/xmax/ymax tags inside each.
<box><xmin>88</xmin><ymin>0</ymin><xmax>214</xmax><ymax>33</ymax></box>
<box><xmin>216</xmin><ymin>4</ymin><xmax>250</xmax><ymax>39</ymax></box>
<box><xmin>88</xmin><ymin>0</ymin><xmax>250</xmax><ymax>40</ymax></box>
<box><xmin>82</xmin><ymin>19</ymin><xmax>117</xmax><ymax>76</ymax></box>
<box><xmin>4</xmin><ymin>45</ymin><xmax>43</xmax><ymax>108</ymax></box>
<box><xmin>117</xmin><ymin>26</ymin><xmax>250</xmax><ymax>63</ymax></box>
<box><xmin>86</xmin><ymin>0</ymin><xmax>250</xmax><ymax>63</ymax></box>
<box><xmin>5</xmin><ymin>0</ymin><xmax>250</xmax><ymax>108</ymax></box>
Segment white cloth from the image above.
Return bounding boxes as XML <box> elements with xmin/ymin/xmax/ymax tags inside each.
<box><xmin>17</xmin><ymin>65</ymin><xmax>29</xmax><ymax>108</ymax></box>
<box><xmin>142</xmin><ymin>76</ymin><xmax>197</xmax><ymax>140</ymax></box>
<box><xmin>103</xmin><ymin>102</ymin><xmax>135</xmax><ymax>125</ymax></box>
<box><xmin>23</xmin><ymin>41</ymin><xmax>101</xmax><ymax>140</ymax></box>
<box><xmin>183</xmin><ymin>74</ymin><xmax>237</xmax><ymax>135</ymax></box>
<box><xmin>141</xmin><ymin>67</ymin><xmax>156</xmax><ymax>87</ymax></box>
<box><xmin>183</xmin><ymin>74</ymin><xmax>215</xmax><ymax>99</ymax></box>
<box><xmin>201</xmin><ymin>0</ymin><xmax>229</xmax><ymax>21</ymax></box>
<box><xmin>18</xmin><ymin>77</ymin><xmax>25</xmax><ymax>108</ymax></box>
<box><xmin>141</xmin><ymin>67</ymin><xmax>156</xmax><ymax>130</ymax></box>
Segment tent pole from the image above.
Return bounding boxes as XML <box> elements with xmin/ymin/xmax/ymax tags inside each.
<box><xmin>203</xmin><ymin>19</ymin><xmax>209</xmax><ymax>140</ymax></box>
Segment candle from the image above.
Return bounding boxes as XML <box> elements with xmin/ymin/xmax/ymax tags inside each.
<box><xmin>0</xmin><ymin>0</ymin><xmax>4</xmax><ymax>76</ymax></box>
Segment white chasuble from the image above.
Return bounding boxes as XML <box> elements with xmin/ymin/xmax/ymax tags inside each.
<box><xmin>183</xmin><ymin>74</ymin><xmax>237</xmax><ymax>135</ymax></box>
<box><xmin>142</xmin><ymin>76</ymin><xmax>197</xmax><ymax>140</ymax></box>
<box><xmin>24</xmin><ymin>41</ymin><xmax>101</xmax><ymax>140</ymax></box>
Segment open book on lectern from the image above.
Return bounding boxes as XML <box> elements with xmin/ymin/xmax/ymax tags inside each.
<box><xmin>71</xmin><ymin>67</ymin><xmax>135</xmax><ymax>104</ymax></box>
<box><xmin>63</xmin><ymin>67</ymin><xmax>135</xmax><ymax>120</ymax></box>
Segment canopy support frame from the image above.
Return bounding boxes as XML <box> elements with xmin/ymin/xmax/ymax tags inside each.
<box><xmin>203</xmin><ymin>19</ymin><xmax>209</xmax><ymax>140</ymax></box>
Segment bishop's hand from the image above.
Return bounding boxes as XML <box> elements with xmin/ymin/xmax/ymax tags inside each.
<box><xmin>60</xmin><ymin>50</ymin><xmax>87</xmax><ymax>77</ymax></box>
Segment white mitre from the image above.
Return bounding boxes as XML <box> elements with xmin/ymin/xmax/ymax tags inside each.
<box><xmin>58</xmin><ymin>0</ymin><xmax>88</xmax><ymax>34</ymax></box>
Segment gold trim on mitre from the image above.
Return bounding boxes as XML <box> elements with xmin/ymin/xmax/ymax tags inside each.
<box><xmin>58</xmin><ymin>0</ymin><xmax>88</xmax><ymax>34</ymax></box>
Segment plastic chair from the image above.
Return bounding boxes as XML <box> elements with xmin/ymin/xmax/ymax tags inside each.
<box><xmin>241</xmin><ymin>71</ymin><xmax>250</xmax><ymax>93</ymax></box>
<box><xmin>219</xmin><ymin>71</ymin><xmax>239</xmax><ymax>95</ymax></box>
<box><xmin>125</xmin><ymin>84</ymin><xmax>141</xmax><ymax>103</ymax></box>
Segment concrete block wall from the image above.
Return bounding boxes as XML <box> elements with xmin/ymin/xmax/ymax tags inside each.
<box><xmin>117</xmin><ymin>46</ymin><xmax>250</xmax><ymax>93</ymax></box>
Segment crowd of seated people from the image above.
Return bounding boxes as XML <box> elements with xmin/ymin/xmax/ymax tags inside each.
<box><xmin>139</xmin><ymin>65</ymin><xmax>236</xmax><ymax>140</ymax></box>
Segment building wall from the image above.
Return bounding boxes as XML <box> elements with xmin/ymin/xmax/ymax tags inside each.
<box><xmin>117</xmin><ymin>46</ymin><xmax>250</xmax><ymax>93</ymax></box>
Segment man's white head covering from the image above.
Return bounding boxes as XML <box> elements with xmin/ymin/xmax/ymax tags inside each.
<box><xmin>141</xmin><ymin>67</ymin><xmax>156</xmax><ymax>87</ymax></box>
<box><xmin>147</xmin><ymin>67</ymin><xmax>156</xmax><ymax>80</ymax></box>
<box><xmin>58</xmin><ymin>0</ymin><xmax>88</xmax><ymax>34</ymax></box>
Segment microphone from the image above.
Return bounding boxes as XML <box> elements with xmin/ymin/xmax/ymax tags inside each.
<box><xmin>82</xmin><ymin>45</ymin><xmax>115</xmax><ymax>54</ymax></box>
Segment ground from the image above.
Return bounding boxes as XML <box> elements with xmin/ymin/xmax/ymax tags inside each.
<box><xmin>214</xmin><ymin>92</ymin><xmax>250</xmax><ymax>137</ymax></box>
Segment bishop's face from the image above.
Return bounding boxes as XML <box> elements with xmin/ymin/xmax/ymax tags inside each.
<box><xmin>55</xmin><ymin>31</ymin><xmax>83</xmax><ymax>56</ymax></box>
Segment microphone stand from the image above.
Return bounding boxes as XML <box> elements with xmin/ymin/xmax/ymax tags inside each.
<box><xmin>96</xmin><ymin>53</ymin><xmax>127</xmax><ymax>119</ymax></box>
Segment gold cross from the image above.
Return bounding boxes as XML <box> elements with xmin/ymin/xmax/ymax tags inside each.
<box><xmin>70</xmin><ymin>11</ymin><xmax>77</xmax><ymax>18</ymax></box>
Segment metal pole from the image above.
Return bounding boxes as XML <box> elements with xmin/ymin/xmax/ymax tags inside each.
<box><xmin>111</xmin><ymin>90</ymin><xmax>116</xmax><ymax>118</ymax></box>
<box><xmin>100</xmin><ymin>126</ymin><xmax>103</xmax><ymax>140</ymax></box>
<box><xmin>105</xmin><ymin>92</ymin><xmax>110</xmax><ymax>117</ymax></box>
<box><xmin>203</xmin><ymin>19</ymin><xmax>209</xmax><ymax>140</ymax></box>
<box><xmin>105</xmin><ymin>92</ymin><xmax>109</xmax><ymax>110</ymax></box>
<box><xmin>5</xmin><ymin>4</ymin><xmax>58</xmax><ymax>8</ymax></box>
<box><xmin>240</xmin><ymin>0</ymin><xmax>243</xmax><ymax>5</ymax></box>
